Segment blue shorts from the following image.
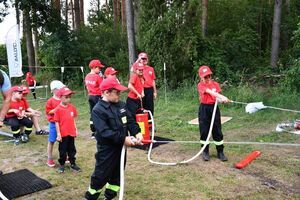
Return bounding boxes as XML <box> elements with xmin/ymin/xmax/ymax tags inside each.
<box><xmin>48</xmin><ymin>122</ymin><xmax>57</xmax><ymax>143</ymax></box>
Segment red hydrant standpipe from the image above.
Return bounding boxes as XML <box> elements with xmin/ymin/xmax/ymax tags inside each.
<box><xmin>235</xmin><ymin>150</ymin><xmax>262</xmax><ymax>169</ymax></box>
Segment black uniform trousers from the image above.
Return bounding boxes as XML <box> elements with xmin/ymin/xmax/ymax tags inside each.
<box><xmin>126</xmin><ymin>97</ymin><xmax>142</xmax><ymax>121</ymax></box>
<box><xmin>142</xmin><ymin>87</ymin><xmax>154</xmax><ymax>116</ymax></box>
<box><xmin>58</xmin><ymin>135</ymin><xmax>76</xmax><ymax>165</ymax></box>
<box><xmin>198</xmin><ymin>104</ymin><xmax>224</xmax><ymax>152</ymax></box>
<box><xmin>88</xmin><ymin>95</ymin><xmax>101</xmax><ymax>133</ymax></box>
<box><xmin>5</xmin><ymin>117</ymin><xmax>33</xmax><ymax>138</ymax></box>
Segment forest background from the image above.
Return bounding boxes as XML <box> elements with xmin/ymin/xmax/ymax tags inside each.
<box><xmin>0</xmin><ymin>0</ymin><xmax>299</xmax><ymax>92</ymax></box>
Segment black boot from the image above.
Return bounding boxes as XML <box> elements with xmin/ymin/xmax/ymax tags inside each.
<box><xmin>216</xmin><ymin>145</ymin><xmax>228</xmax><ymax>162</ymax></box>
<box><xmin>202</xmin><ymin>145</ymin><xmax>210</xmax><ymax>161</ymax></box>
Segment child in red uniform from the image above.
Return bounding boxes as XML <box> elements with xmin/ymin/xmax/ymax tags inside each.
<box><xmin>197</xmin><ymin>66</ymin><xmax>230</xmax><ymax>162</ymax></box>
<box><xmin>20</xmin><ymin>85</ymin><xmax>48</xmax><ymax>135</ymax></box>
<box><xmin>4</xmin><ymin>86</ymin><xmax>33</xmax><ymax>145</ymax></box>
<box><xmin>45</xmin><ymin>80</ymin><xmax>65</xmax><ymax>167</ymax></box>
<box><xmin>104</xmin><ymin>67</ymin><xmax>118</xmax><ymax>78</ymax></box>
<box><xmin>85</xmin><ymin>59</ymin><xmax>105</xmax><ymax>139</ymax></box>
<box><xmin>54</xmin><ymin>87</ymin><xmax>81</xmax><ymax>173</ymax></box>
<box><xmin>126</xmin><ymin>64</ymin><xmax>145</xmax><ymax>120</ymax></box>
<box><xmin>25</xmin><ymin>72</ymin><xmax>37</xmax><ymax>99</ymax></box>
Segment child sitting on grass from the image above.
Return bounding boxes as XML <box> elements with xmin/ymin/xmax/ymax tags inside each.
<box><xmin>4</xmin><ymin>86</ymin><xmax>33</xmax><ymax>145</ymax></box>
<box><xmin>20</xmin><ymin>85</ymin><xmax>48</xmax><ymax>135</ymax></box>
<box><xmin>54</xmin><ymin>87</ymin><xmax>81</xmax><ymax>173</ymax></box>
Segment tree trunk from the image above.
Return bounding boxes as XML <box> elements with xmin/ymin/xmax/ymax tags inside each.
<box><xmin>121</xmin><ymin>0</ymin><xmax>126</xmax><ymax>32</ymax></box>
<box><xmin>113</xmin><ymin>0</ymin><xmax>118</xmax><ymax>32</ymax></box>
<box><xmin>270</xmin><ymin>0</ymin><xmax>282</xmax><ymax>68</ymax></box>
<box><xmin>79</xmin><ymin>0</ymin><xmax>84</xmax><ymax>25</ymax></box>
<box><xmin>283</xmin><ymin>0</ymin><xmax>290</xmax><ymax>49</ymax></box>
<box><xmin>23</xmin><ymin>8</ymin><xmax>35</xmax><ymax>71</ymax></box>
<box><xmin>125</xmin><ymin>0</ymin><xmax>136</xmax><ymax>68</ymax></box>
<box><xmin>74</xmin><ymin>0</ymin><xmax>81</xmax><ymax>30</ymax></box>
<box><xmin>133</xmin><ymin>0</ymin><xmax>139</xmax><ymax>37</ymax></box>
<box><xmin>70</xmin><ymin>0</ymin><xmax>75</xmax><ymax>30</ymax></box>
<box><xmin>32</xmin><ymin>6</ymin><xmax>40</xmax><ymax>68</ymax></box>
<box><xmin>15</xmin><ymin>0</ymin><xmax>20</xmax><ymax>25</ymax></box>
<box><xmin>201</xmin><ymin>0</ymin><xmax>208</xmax><ymax>37</ymax></box>
<box><xmin>65</xmin><ymin>0</ymin><xmax>68</xmax><ymax>25</ymax></box>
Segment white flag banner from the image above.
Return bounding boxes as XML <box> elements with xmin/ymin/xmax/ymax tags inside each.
<box><xmin>6</xmin><ymin>25</ymin><xmax>23</xmax><ymax>78</ymax></box>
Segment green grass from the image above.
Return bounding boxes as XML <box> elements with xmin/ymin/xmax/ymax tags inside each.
<box><xmin>0</xmin><ymin>84</ymin><xmax>299</xmax><ymax>199</ymax></box>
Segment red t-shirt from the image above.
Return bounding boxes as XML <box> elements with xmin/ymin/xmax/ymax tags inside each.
<box><xmin>128</xmin><ymin>74</ymin><xmax>144</xmax><ymax>99</ymax></box>
<box><xmin>85</xmin><ymin>73</ymin><xmax>103</xmax><ymax>96</ymax></box>
<box><xmin>143</xmin><ymin>66</ymin><xmax>156</xmax><ymax>88</ymax></box>
<box><xmin>26</xmin><ymin>76</ymin><xmax>35</xmax><ymax>86</ymax></box>
<box><xmin>6</xmin><ymin>99</ymin><xmax>29</xmax><ymax>118</ymax></box>
<box><xmin>45</xmin><ymin>97</ymin><xmax>61</xmax><ymax>122</ymax></box>
<box><xmin>54</xmin><ymin>103</ymin><xmax>78</xmax><ymax>137</ymax></box>
<box><xmin>197</xmin><ymin>80</ymin><xmax>221</xmax><ymax>104</ymax></box>
<box><xmin>21</xmin><ymin>97</ymin><xmax>30</xmax><ymax>109</ymax></box>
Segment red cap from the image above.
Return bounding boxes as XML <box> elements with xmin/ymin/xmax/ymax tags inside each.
<box><xmin>198</xmin><ymin>66</ymin><xmax>212</xmax><ymax>78</ymax></box>
<box><xmin>26</xmin><ymin>72</ymin><xmax>32</xmax><ymax>77</ymax></box>
<box><xmin>20</xmin><ymin>85</ymin><xmax>30</xmax><ymax>94</ymax></box>
<box><xmin>100</xmin><ymin>77</ymin><xmax>127</xmax><ymax>91</ymax></box>
<box><xmin>89</xmin><ymin>59</ymin><xmax>104</xmax><ymax>69</ymax></box>
<box><xmin>11</xmin><ymin>86</ymin><xmax>23</xmax><ymax>92</ymax></box>
<box><xmin>136</xmin><ymin>63</ymin><xmax>144</xmax><ymax>70</ymax></box>
<box><xmin>57</xmin><ymin>87</ymin><xmax>75</xmax><ymax>97</ymax></box>
<box><xmin>138</xmin><ymin>52</ymin><xmax>148</xmax><ymax>59</ymax></box>
<box><xmin>104</xmin><ymin>67</ymin><xmax>118</xmax><ymax>76</ymax></box>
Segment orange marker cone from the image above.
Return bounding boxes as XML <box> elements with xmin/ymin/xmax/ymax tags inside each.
<box><xmin>235</xmin><ymin>151</ymin><xmax>261</xmax><ymax>169</ymax></box>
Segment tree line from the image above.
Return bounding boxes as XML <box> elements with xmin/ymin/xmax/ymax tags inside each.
<box><xmin>0</xmin><ymin>0</ymin><xmax>299</xmax><ymax>92</ymax></box>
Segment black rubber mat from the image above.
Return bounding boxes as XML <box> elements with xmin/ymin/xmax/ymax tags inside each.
<box><xmin>132</xmin><ymin>136</ymin><xmax>175</xmax><ymax>150</ymax></box>
<box><xmin>0</xmin><ymin>169</ymin><xmax>52</xmax><ymax>199</ymax></box>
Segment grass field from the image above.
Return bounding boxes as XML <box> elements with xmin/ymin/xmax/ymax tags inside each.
<box><xmin>0</xmin><ymin>85</ymin><xmax>299</xmax><ymax>200</ymax></box>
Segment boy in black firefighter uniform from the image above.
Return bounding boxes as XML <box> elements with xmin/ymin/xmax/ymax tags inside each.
<box><xmin>197</xmin><ymin>65</ymin><xmax>230</xmax><ymax>162</ymax></box>
<box><xmin>85</xmin><ymin>77</ymin><xmax>143</xmax><ymax>200</ymax></box>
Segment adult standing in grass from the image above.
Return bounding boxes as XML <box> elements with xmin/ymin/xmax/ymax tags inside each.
<box><xmin>85</xmin><ymin>59</ymin><xmax>105</xmax><ymax>139</ymax></box>
<box><xmin>85</xmin><ymin>77</ymin><xmax>143</xmax><ymax>200</ymax></box>
<box><xmin>0</xmin><ymin>70</ymin><xmax>11</xmax><ymax>175</ymax></box>
<box><xmin>197</xmin><ymin>65</ymin><xmax>230</xmax><ymax>162</ymax></box>
<box><xmin>131</xmin><ymin>53</ymin><xmax>157</xmax><ymax>116</ymax></box>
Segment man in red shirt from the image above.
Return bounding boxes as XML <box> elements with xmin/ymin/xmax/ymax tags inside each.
<box><xmin>4</xmin><ymin>86</ymin><xmax>33</xmax><ymax>145</ymax></box>
<box><xmin>54</xmin><ymin>87</ymin><xmax>81</xmax><ymax>173</ymax></box>
<box><xmin>126</xmin><ymin>64</ymin><xmax>145</xmax><ymax>120</ymax></box>
<box><xmin>85</xmin><ymin>59</ymin><xmax>105</xmax><ymax>139</ymax></box>
<box><xmin>197</xmin><ymin>66</ymin><xmax>230</xmax><ymax>162</ymax></box>
<box><xmin>25</xmin><ymin>72</ymin><xmax>37</xmax><ymax>100</ymax></box>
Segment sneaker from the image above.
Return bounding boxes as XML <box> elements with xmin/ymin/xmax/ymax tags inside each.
<box><xmin>36</xmin><ymin>130</ymin><xmax>49</xmax><ymax>135</ymax></box>
<box><xmin>91</xmin><ymin>132</ymin><xmax>95</xmax><ymax>139</ymax></box>
<box><xmin>58</xmin><ymin>165</ymin><xmax>65</xmax><ymax>173</ymax></box>
<box><xmin>21</xmin><ymin>133</ymin><xmax>29</xmax><ymax>143</ymax></box>
<box><xmin>217</xmin><ymin>152</ymin><xmax>228</xmax><ymax>162</ymax></box>
<box><xmin>14</xmin><ymin>137</ymin><xmax>20</xmax><ymax>146</ymax></box>
<box><xmin>47</xmin><ymin>159</ymin><xmax>56</xmax><ymax>167</ymax></box>
<box><xmin>70</xmin><ymin>164</ymin><xmax>81</xmax><ymax>172</ymax></box>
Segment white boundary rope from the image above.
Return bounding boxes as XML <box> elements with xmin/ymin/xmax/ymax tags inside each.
<box><xmin>119</xmin><ymin>145</ymin><xmax>126</xmax><ymax>200</ymax></box>
<box><xmin>146</xmin><ymin>100</ymin><xmax>218</xmax><ymax>166</ymax></box>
